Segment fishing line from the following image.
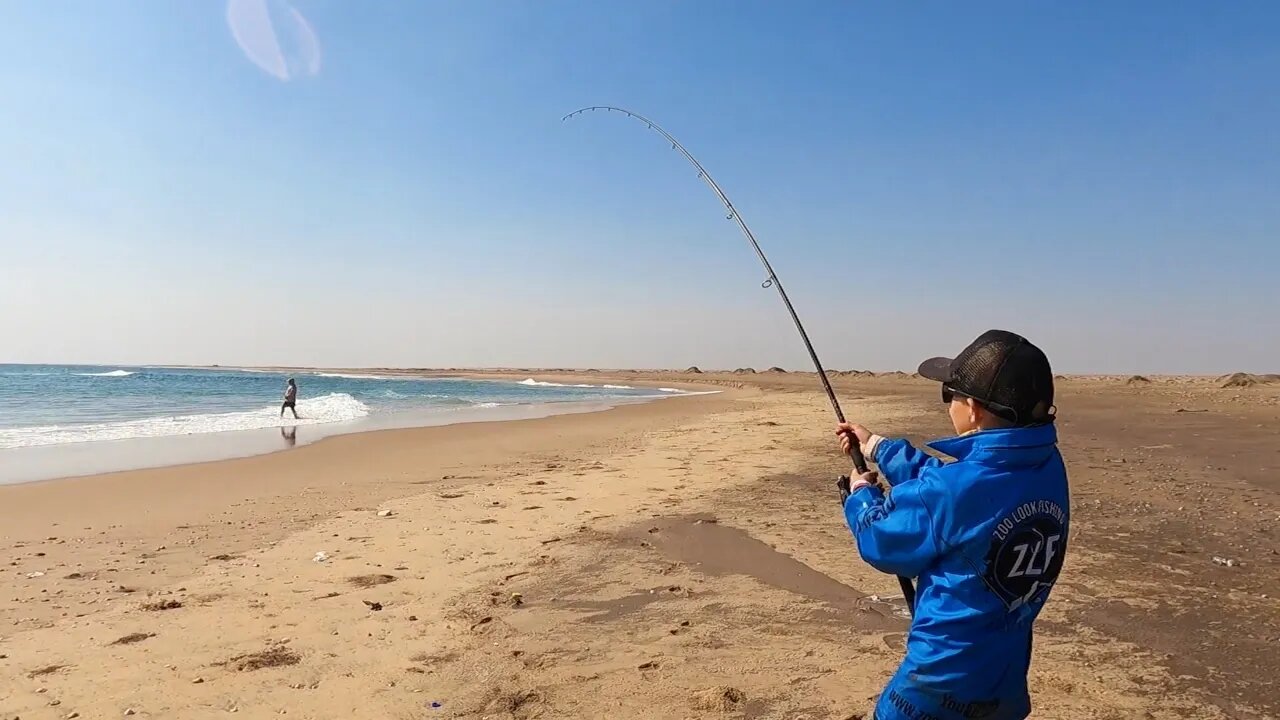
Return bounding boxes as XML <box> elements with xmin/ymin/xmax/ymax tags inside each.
<box><xmin>563</xmin><ymin>106</ymin><xmax>916</xmax><ymax>614</ymax></box>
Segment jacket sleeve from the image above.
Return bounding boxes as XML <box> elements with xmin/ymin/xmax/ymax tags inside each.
<box><xmin>842</xmin><ymin>473</ymin><xmax>945</xmax><ymax>578</ymax></box>
<box><xmin>873</xmin><ymin>437</ymin><xmax>944</xmax><ymax>487</ymax></box>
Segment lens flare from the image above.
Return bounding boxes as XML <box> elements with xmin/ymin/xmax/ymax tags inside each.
<box><xmin>226</xmin><ymin>0</ymin><xmax>321</xmax><ymax>81</ymax></box>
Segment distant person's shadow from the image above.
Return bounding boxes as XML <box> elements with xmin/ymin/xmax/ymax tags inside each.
<box><xmin>281</xmin><ymin>425</ymin><xmax>298</xmax><ymax>448</ymax></box>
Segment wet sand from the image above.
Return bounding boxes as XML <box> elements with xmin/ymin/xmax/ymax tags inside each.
<box><xmin>0</xmin><ymin>372</ymin><xmax>1277</xmax><ymax>719</ymax></box>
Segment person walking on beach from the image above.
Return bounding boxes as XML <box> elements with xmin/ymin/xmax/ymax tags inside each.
<box><xmin>281</xmin><ymin>377</ymin><xmax>299</xmax><ymax>419</ymax></box>
<box><xmin>836</xmin><ymin>330</ymin><xmax>1069</xmax><ymax>720</ymax></box>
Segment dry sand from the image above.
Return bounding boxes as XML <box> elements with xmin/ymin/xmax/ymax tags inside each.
<box><xmin>1</xmin><ymin>373</ymin><xmax>1278</xmax><ymax>719</ymax></box>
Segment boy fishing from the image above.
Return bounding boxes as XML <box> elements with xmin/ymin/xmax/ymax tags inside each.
<box><xmin>836</xmin><ymin>330</ymin><xmax>1069</xmax><ymax>720</ymax></box>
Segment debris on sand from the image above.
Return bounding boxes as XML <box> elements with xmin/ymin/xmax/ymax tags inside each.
<box><xmin>438</xmin><ymin>492</ymin><xmax>465</xmax><ymax>499</ymax></box>
<box><xmin>110</xmin><ymin>632</ymin><xmax>155</xmax><ymax>646</ymax></box>
<box><xmin>691</xmin><ymin>686</ymin><xmax>746</xmax><ymax>712</ymax></box>
<box><xmin>410</xmin><ymin>650</ymin><xmax>460</xmax><ymax>666</ymax></box>
<box><xmin>489</xmin><ymin>689</ymin><xmax>541</xmax><ymax>717</ymax></box>
<box><xmin>27</xmin><ymin>663</ymin><xmax>69</xmax><ymax>678</ymax></box>
<box><xmin>347</xmin><ymin>574</ymin><xmax>396</xmax><ymax>588</ymax></box>
<box><xmin>685</xmin><ymin>366</ymin><xmax>702</xmax><ymax>374</ymax></box>
<box><xmin>470</xmin><ymin>616</ymin><xmax>493</xmax><ymax>631</ymax></box>
<box><xmin>219</xmin><ymin>646</ymin><xmax>300</xmax><ymax>672</ymax></box>
<box><xmin>209</xmin><ymin>554</ymin><xmax>237</xmax><ymax>561</ymax></box>
<box><xmin>1220</xmin><ymin>372</ymin><xmax>1276</xmax><ymax>388</ymax></box>
<box><xmin>312</xmin><ymin>551</ymin><xmax>330</xmax><ymax>563</ymax></box>
<box><xmin>140</xmin><ymin>599</ymin><xmax>182</xmax><ymax>612</ymax></box>
<box><xmin>1125</xmin><ymin>375</ymin><xmax>1152</xmax><ymax>385</ymax></box>
<box><xmin>1212</xmin><ymin>556</ymin><xmax>1241</xmax><ymax>568</ymax></box>
<box><xmin>362</xmin><ymin>600</ymin><xmax>384</xmax><ymax>611</ymax></box>
<box><xmin>637</xmin><ymin>660</ymin><xmax>660</xmax><ymax>670</ymax></box>
<box><xmin>376</xmin><ymin>509</ymin><xmax>394</xmax><ymax>518</ymax></box>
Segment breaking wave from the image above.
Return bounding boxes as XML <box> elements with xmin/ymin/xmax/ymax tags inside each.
<box><xmin>75</xmin><ymin>370</ymin><xmax>136</xmax><ymax>377</ymax></box>
<box><xmin>518</xmin><ymin>378</ymin><xmax>595</xmax><ymax>388</ymax></box>
<box><xmin>0</xmin><ymin>392</ymin><xmax>369</xmax><ymax>449</ymax></box>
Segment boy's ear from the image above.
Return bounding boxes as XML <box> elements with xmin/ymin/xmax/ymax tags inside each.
<box><xmin>966</xmin><ymin>397</ymin><xmax>984</xmax><ymax>421</ymax></box>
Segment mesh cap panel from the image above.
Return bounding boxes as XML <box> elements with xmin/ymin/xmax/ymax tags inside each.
<box><xmin>948</xmin><ymin>330</ymin><xmax>1054</xmax><ymax>425</ymax></box>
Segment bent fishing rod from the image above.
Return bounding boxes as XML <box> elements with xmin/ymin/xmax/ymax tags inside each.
<box><xmin>563</xmin><ymin>106</ymin><xmax>916</xmax><ymax>614</ymax></box>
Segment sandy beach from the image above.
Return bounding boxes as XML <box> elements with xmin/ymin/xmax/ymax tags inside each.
<box><xmin>1</xmin><ymin>372</ymin><xmax>1277</xmax><ymax>719</ymax></box>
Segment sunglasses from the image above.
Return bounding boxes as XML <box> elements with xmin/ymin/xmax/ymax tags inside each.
<box><xmin>943</xmin><ymin>383</ymin><xmax>1021</xmax><ymax>423</ymax></box>
<box><xmin>941</xmin><ymin>384</ymin><xmax>968</xmax><ymax>404</ymax></box>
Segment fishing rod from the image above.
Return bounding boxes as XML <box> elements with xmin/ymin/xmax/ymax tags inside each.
<box><xmin>563</xmin><ymin>106</ymin><xmax>916</xmax><ymax>615</ymax></box>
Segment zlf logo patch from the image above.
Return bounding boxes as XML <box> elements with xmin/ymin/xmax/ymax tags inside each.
<box><xmin>983</xmin><ymin>500</ymin><xmax>1066</xmax><ymax>611</ymax></box>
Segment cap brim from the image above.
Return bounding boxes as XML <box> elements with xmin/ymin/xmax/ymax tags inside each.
<box><xmin>917</xmin><ymin>357</ymin><xmax>954</xmax><ymax>383</ymax></box>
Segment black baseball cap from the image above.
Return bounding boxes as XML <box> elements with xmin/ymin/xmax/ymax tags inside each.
<box><xmin>917</xmin><ymin>330</ymin><xmax>1055</xmax><ymax>426</ymax></box>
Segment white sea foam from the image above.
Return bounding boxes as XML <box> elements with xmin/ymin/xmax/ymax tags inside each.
<box><xmin>518</xmin><ymin>378</ymin><xmax>595</xmax><ymax>388</ymax></box>
<box><xmin>642</xmin><ymin>390</ymin><xmax>721</xmax><ymax>398</ymax></box>
<box><xmin>75</xmin><ymin>370</ymin><xmax>136</xmax><ymax>377</ymax></box>
<box><xmin>314</xmin><ymin>372</ymin><xmax>400</xmax><ymax>380</ymax></box>
<box><xmin>518</xmin><ymin>378</ymin><xmax>564</xmax><ymax>387</ymax></box>
<box><xmin>0</xmin><ymin>393</ymin><xmax>369</xmax><ymax>449</ymax></box>
<box><xmin>473</xmin><ymin>402</ymin><xmax>503</xmax><ymax>408</ymax></box>
<box><xmin>602</xmin><ymin>384</ymin><xmax>634</xmax><ymax>389</ymax></box>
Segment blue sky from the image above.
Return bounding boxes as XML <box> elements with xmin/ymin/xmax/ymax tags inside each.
<box><xmin>1</xmin><ymin>1</ymin><xmax>1276</xmax><ymax>372</ymax></box>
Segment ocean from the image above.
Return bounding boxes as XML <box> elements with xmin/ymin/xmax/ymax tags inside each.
<box><xmin>0</xmin><ymin>365</ymin><xmax>694</xmax><ymax>449</ymax></box>
<box><xmin>0</xmin><ymin>365</ymin><xmax>700</xmax><ymax>482</ymax></box>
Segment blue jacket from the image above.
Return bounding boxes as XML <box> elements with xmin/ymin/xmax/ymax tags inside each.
<box><xmin>844</xmin><ymin>424</ymin><xmax>1069</xmax><ymax>720</ymax></box>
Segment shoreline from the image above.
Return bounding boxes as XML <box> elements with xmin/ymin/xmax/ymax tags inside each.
<box><xmin>0</xmin><ymin>387</ymin><xmax>741</xmax><ymax>625</ymax></box>
<box><xmin>0</xmin><ymin>370</ymin><xmax>718</xmax><ymax>486</ymax></box>
<box><xmin>0</xmin><ymin>396</ymin><xmax>698</xmax><ymax>487</ymax></box>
